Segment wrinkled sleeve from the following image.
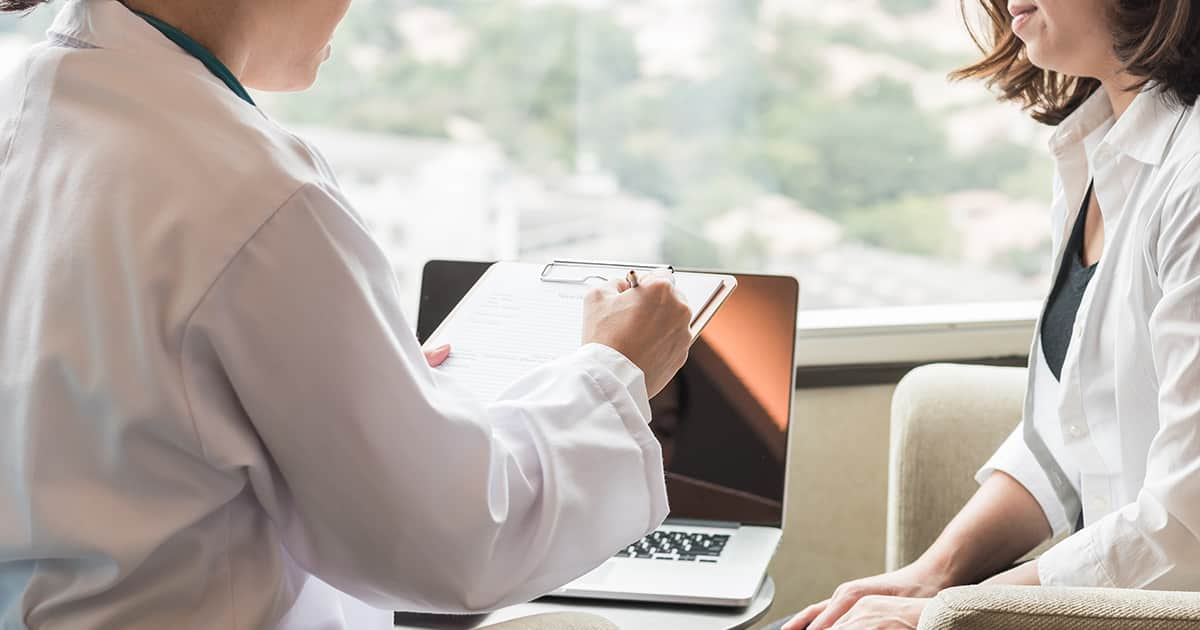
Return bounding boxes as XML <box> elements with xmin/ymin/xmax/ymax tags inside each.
<box><xmin>183</xmin><ymin>182</ymin><xmax>669</xmax><ymax>612</ymax></box>
<box><xmin>1039</xmin><ymin>163</ymin><xmax>1200</xmax><ymax>589</ymax></box>
<box><xmin>975</xmin><ymin>162</ymin><xmax>1075</xmax><ymax>540</ymax></box>
<box><xmin>976</xmin><ymin>423</ymin><xmax>1073</xmax><ymax>538</ymax></box>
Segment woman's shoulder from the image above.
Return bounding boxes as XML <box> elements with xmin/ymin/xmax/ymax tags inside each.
<box><xmin>1159</xmin><ymin>106</ymin><xmax>1200</xmax><ymax>202</ymax></box>
<box><xmin>33</xmin><ymin>41</ymin><xmax>331</xmax><ymax>201</ymax></box>
<box><xmin>1167</xmin><ymin>102</ymin><xmax>1200</xmax><ymax>158</ymax></box>
<box><xmin>1140</xmin><ymin>106</ymin><xmax>1200</xmax><ymax>258</ymax></box>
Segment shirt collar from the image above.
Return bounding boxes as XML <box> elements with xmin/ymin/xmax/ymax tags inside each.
<box><xmin>1105</xmin><ymin>88</ymin><xmax>1187</xmax><ymax>166</ymax></box>
<box><xmin>1049</xmin><ymin>86</ymin><xmax>1186</xmax><ymax>166</ymax></box>
<box><xmin>49</xmin><ymin>0</ymin><xmax>184</xmax><ymax>57</ymax></box>
<box><xmin>46</xmin><ymin>0</ymin><xmax>251</xmax><ymax>105</ymax></box>
<box><xmin>131</xmin><ymin>9</ymin><xmax>256</xmax><ymax>106</ymax></box>
<box><xmin>1048</xmin><ymin>89</ymin><xmax>1112</xmax><ymax>159</ymax></box>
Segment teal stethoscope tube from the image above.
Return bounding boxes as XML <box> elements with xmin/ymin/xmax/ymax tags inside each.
<box><xmin>132</xmin><ymin>10</ymin><xmax>257</xmax><ymax>107</ymax></box>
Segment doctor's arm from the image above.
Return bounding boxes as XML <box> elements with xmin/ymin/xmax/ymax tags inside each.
<box><xmin>182</xmin><ymin>183</ymin><xmax>689</xmax><ymax>612</ymax></box>
<box><xmin>1035</xmin><ymin>165</ymin><xmax>1200</xmax><ymax>589</ymax></box>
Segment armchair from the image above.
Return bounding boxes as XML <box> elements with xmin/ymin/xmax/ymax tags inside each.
<box><xmin>888</xmin><ymin>363</ymin><xmax>1200</xmax><ymax>630</ymax></box>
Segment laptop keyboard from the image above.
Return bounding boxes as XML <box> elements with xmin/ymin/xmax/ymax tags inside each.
<box><xmin>614</xmin><ymin>530</ymin><xmax>730</xmax><ymax>563</ymax></box>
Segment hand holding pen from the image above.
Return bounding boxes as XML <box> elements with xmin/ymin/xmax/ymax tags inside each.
<box><xmin>626</xmin><ymin>268</ymin><xmax>675</xmax><ymax>290</ymax></box>
<box><xmin>626</xmin><ymin>269</ymin><xmax>641</xmax><ymax>289</ymax></box>
<box><xmin>583</xmin><ymin>268</ymin><xmax>691</xmax><ymax>397</ymax></box>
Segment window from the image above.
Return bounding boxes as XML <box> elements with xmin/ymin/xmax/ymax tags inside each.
<box><xmin>3</xmin><ymin>1</ymin><xmax>1055</xmax><ymax>314</ymax></box>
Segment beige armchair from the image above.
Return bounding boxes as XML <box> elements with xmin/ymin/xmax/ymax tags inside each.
<box><xmin>889</xmin><ymin>363</ymin><xmax>1200</xmax><ymax>630</ymax></box>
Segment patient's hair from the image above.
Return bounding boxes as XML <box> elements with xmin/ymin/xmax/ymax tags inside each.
<box><xmin>951</xmin><ymin>0</ymin><xmax>1200</xmax><ymax>125</ymax></box>
<box><xmin>1</xmin><ymin>0</ymin><xmax>50</xmax><ymax>11</ymax></box>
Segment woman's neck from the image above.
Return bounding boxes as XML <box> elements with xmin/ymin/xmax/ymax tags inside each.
<box><xmin>1102</xmin><ymin>73</ymin><xmax>1143</xmax><ymax>120</ymax></box>
<box><xmin>121</xmin><ymin>1</ymin><xmax>252</xmax><ymax>81</ymax></box>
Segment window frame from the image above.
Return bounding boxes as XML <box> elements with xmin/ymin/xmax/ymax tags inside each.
<box><xmin>794</xmin><ymin>300</ymin><xmax>1038</xmax><ymax>380</ymax></box>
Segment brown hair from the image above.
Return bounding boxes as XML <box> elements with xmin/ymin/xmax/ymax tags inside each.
<box><xmin>0</xmin><ymin>0</ymin><xmax>50</xmax><ymax>11</ymax></box>
<box><xmin>952</xmin><ymin>0</ymin><xmax>1200</xmax><ymax>125</ymax></box>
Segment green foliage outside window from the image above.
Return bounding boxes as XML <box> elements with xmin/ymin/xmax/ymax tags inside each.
<box><xmin>878</xmin><ymin>0</ymin><xmax>939</xmax><ymax>16</ymax></box>
<box><xmin>267</xmin><ymin>1</ymin><xmax>1042</xmax><ymax>267</ymax></box>
<box><xmin>2</xmin><ymin>1</ymin><xmax>1048</xmax><ymax>272</ymax></box>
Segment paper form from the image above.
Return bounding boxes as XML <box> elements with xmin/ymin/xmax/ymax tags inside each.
<box><xmin>426</xmin><ymin>262</ymin><xmax>726</xmax><ymax>403</ymax></box>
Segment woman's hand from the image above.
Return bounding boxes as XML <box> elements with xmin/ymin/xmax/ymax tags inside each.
<box><xmin>804</xmin><ymin>595</ymin><xmax>927</xmax><ymax>629</ymax></box>
<box><xmin>423</xmin><ymin>344</ymin><xmax>451</xmax><ymax>367</ymax></box>
<box><xmin>782</xmin><ymin>565</ymin><xmax>946</xmax><ymax>630</ymax></box>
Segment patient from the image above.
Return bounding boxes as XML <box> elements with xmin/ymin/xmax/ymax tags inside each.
<box><xmin>770</xmin><ymin>1</ymin><xmax>1200</xmax><ymax>628</ymax></box>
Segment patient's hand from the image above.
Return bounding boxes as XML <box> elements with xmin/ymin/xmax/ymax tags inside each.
<box><xmin>783</xmin><ymin>565</ymin><xmax>946</xmax><ymax>630</ymax></box>
<box><xmin>791</xmin><ymin>595</ymin><xmax>927</xmax><ymax>630</ymax></box>
<box><xmin>424</xmin><ymin>344</ymin><xmax>451</xmax><ymax>367</ymax></box>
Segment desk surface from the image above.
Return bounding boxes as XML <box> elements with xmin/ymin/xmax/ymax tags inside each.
<box><xmin>394</xmin><ymin>576</ymin><xmax>775</xmax><ymax>630</ymax></box>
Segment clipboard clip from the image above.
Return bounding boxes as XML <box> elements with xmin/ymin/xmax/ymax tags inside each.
<box><xmin>539</xmin><ymin>259</ymin><xmax>674</xmax><ymax>286</ymax></box>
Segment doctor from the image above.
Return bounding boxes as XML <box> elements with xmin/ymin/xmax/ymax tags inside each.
<box><xmin>0</xmin><ymin>0</ymin><xmax>693</xmax><ymax>628</ymax></box>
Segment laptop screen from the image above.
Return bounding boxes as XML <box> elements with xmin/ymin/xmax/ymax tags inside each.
<box><xmin>417</xmin><ymin>261</ymin><xmax>798</xmax><ymax>527</ymax></box>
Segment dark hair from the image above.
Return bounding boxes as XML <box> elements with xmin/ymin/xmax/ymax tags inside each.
<box><xmin>0</xmin><ymin>0</ymin><xmax>50</xmax><ymax>11</ymax></box>
<box><xmin>951</xmin><ymin>0</ymin><xmax>1200</xmax><ymax>125</ymax></box>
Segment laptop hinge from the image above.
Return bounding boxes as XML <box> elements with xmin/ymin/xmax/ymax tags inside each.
<box><xmin>662</xmin><ymin>518</ymin><xmax>739</xmax><ymax>529</ymax></box>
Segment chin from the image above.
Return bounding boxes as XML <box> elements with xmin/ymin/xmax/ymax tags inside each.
<box><xmin>244</xmin><ymin>59</ymin><xmax>323</xmax><ymax>93</ymax></box>
<box><xmin>1023</xmin><ymin>42</ymin><xmax>1062</xmax><ymax>75</ymax></box>
<box><xmin>246</xmin><ymin>73</ymin><xmax>319</xmax><ymax>93</ymax></box>
<box><xmin>1025</xmin><ymin>45</ymin><xmax>1048</xmax><ymax>71</ymax></box>
<box><xmin>1021</xmin><ymin>37</ymin><xmax>1092</xmax><ymax>77</ymax></box>
<box><xmin>279</xmin><ymin>73</ymin><xmax>320</xmax><ymax>93</ymax></box>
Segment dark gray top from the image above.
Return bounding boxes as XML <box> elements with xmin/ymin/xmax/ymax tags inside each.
<box><xmin>1041</xmin><ymin>182</ymin><xmax>1099</xmax><ymax>381</ymax></box>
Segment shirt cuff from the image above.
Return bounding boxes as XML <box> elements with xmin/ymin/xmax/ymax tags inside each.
<box><xmin>976</xmin><ymin>426</ymin><xmax>1073</xmax><ymax>538</ymax></box>
<box><xmin>575</xmin><ymin>343</ymin><xmax>652</xmax><ymax>423</ymax></box>
<box><xmin>1037</xmin><ymin>527</ymin><xmax>1114</xmax><ymax>587</ymax></box>
<box><xmin>573</xmin><ymin>343</ymin><xmax>668</xmax><ymax>531</ymax></box>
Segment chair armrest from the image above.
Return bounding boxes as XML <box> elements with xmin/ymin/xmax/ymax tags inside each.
<box><xmin>919</xmin><ymin>585</ymin><xmax>1200</xmax><ymax>630</ymax></box>
<box><xmin>887</xmin><ymin>363</ymin><xmax>1027</xmax><ymax>570</ymax></box>
<box><xmin>479</xmin><ymin>612</ymin><xmax>618</xmax><ymax>630</ymax></box>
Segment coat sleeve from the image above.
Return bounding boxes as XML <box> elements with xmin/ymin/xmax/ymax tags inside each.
<box><xmin>1038</xmin><ymin>159</ymin><xmax>1200</xmax><ymax>589</ymax></box>
<box><xmin>182</xmin><ymin>182</ymin><xmax>669</xmax><ymax>612</ymax></box>
<box><xmin>976</xmin><ymin>422</ymin><xmax>1074</xmax><ymax>538</ymax></box>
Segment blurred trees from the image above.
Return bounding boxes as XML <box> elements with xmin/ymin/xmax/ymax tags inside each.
<box><xmin>268</xmin><ymin>1</ymin><xmax>1046</xmax><ymax>266</ymax></box>
<box><xmin>878</xmin><ymin>0</ymin><xmax>939</xmax><ymax>15</ymax></box>
<box><xmin>0</xmin><ymin>0</ymin><xmax>1050</xmax><ymax>271</ymax></box>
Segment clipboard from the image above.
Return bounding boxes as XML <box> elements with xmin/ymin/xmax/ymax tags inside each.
<box><xmin>423</xmin><ymin>260</ymin><xmax>738</xmax><ymax>403</ymax></box>
<box><xmin>537</xmin><ymin>259</ymin><xmax>737</xmax><ymax>340</ymax></box>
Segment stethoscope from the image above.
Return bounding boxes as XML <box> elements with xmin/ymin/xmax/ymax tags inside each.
<box><xmin>123</xmin><ymin>4</ymin><xmax>256</xmax><ymax>107</ymax></box>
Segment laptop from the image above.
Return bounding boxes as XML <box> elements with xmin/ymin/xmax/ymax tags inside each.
<box><xmin>417</xmin><ymin>260</ymin><xmax>799</xmax><ymax>607</ymax></box>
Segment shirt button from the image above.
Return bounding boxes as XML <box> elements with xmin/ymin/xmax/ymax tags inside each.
<box><xmin>1068</xmin><ymin>424</ymin><xmax>1085</xmax><ymax>438</ymax></box>
<box><xmin>1092</xmin><ymin>496</ymin><xmax>1109</xmax><ymax>511</ymax></box>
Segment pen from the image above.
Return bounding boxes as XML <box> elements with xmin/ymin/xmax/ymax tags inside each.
<box><xmin>626</xmin><ymin>269</ymin><xmax>640</xmax><ymax>288</ymax></box>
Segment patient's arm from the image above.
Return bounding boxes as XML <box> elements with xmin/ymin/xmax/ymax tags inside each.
<box><xmin>783</xmin><ymin>470</ymin><xmax>1050</xmax><ymax>630</ymax></box>
<box><xmin>922</xmin><ymin>470</ymin><xmax>1051</xmax><ymax>586</ymax></box>
<box><xmin>983</xmin><ymin>559</ymin><xmax>1041</xmax><ymax>586</ymax></box>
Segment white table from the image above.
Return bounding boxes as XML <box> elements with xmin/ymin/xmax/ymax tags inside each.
<box><xmin>394</xmin><ymin>576</ymin><xmax>775</xmax><ymax>630</ymax></box>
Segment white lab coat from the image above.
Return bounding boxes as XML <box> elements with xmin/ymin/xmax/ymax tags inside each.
<box><xmin>977</xmin><ymin>88</ymin><xmax>1200</xmax><ymax>589</ymax></box>
<box><xmin>0</xmin><ymin>1</ymin><xmax>669</xmax><ymax>628</ymax></box>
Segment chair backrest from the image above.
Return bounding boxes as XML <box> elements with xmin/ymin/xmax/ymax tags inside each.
<box><xmin>886</xmin><ymin>363</ymin><xmax>1027</xmax><ymax>570</ymax></box>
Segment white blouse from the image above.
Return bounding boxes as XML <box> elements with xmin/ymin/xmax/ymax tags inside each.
<box><xmin>978</xmin><ymin>87</ymin><xmax>1200</xmax><ymax>589</ymax></box>
<box><xmin>0</xmin><ymin>1</ymin><xmax>668</xmax><ymax>628</ymax></box>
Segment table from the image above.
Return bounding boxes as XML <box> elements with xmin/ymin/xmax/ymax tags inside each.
<box><xmin>394</xmin><ymin>576</ymin><xmax>775</xmax><ymax>630</ymax></box>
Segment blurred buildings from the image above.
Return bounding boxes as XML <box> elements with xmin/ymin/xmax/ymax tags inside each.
<box><xmin>297</xmin><ymin>126</ymin><xmax>666</xmax><ymax>312</ymax></box>
<box><xmin>0</xmin><ymin>0</ymin><xmax>1054</xmax><ymax>315</ymax></box>
<box><xmin>299</xmin><ymin>122</ymin><xmax>1047</xmax><ymax>313</ymax></box>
